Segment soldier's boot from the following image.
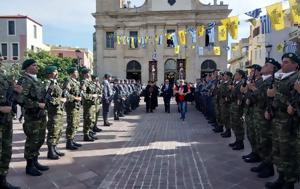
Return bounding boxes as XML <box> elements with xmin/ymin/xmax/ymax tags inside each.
<box><xmin>282</xmin><ymin>182</ymin><xmax>294</xmax><ymax>189</ymax></box>
<box><xmin>213</xmin><ymin>125</ymin><xmax>223</xmax><ymax>133</ymax></box>
<box><xmin>265</xmin><ymin>172</ymin><xmax>285</xmax><ymax>189</ymax></box>
<box><xmin>26</xmin><ymin>159</ymin><xmax>42</xmax><ymax>176</ymax></box>
<box><xmin>84</xmin><ymin>134</ymin><xmax>95</xmax><ymax>142</ymax></box>
<box><xmin>66</xmin><ymin>140</ymin><xmax>78</xmax><ymax>150</ymax></box>
<box><xmin>0</xmin><ymin>175</ymin><xmax>20</xmax><ymax>189</ymax></box>
<box><xmin>251</xmin><ymin>162</ymin><xmax>266</xmax><ymax>172</ymax></box>
<box><xmin>228</xmin><ymin>140</ymin><xmax>237</xmax><ymax>147</ymax></box>
<box><xmin>33</xmin><ymin>157</ymin><xmax>49</xmax><ymax>171</ymax></box>
<box><xmin>242</xmin><ymin>152</ymin><xmax>254</xmax><ymax>159</ymax></box>
<box><xmin>232</xmin><ymin>141</ymin><xmax>244</xmax><ymax>150</ymax></box>
<box><xmin>89</xmin><ymin>131</ymin><xmax>98</xmax><ymax>140</ymax></box>
<box><xmin>47</xmin><ymin>145</ymin><xmax>59</xmax><ymax>160</ymax></box>
<box><xmin>54</xmin><ymin>146</ymin><xmax>65</xmax><ymax>156</ymax></box>
<box><xmin>92</xmin><ymin>126</ymin><xmax>102</xmax><ymax>132</ymax></box>
<box><xmin>104</xmin><ymin>121</ymin><xmax>111</xmax><ymax>126</ymax></box>
<box><xmin>244</xmin><ymin>153</ymin><xmax>261</xmax><ymax>163</ymax></box>
<box><xmin>72</xmin><ymin>140</ymin><xmax>82</xmax><ymax>147</ymax></box>
<box><xmin>221</xmin><ymin>129</ymin><xmax>231</xmax><ymax>138</ymax></box>
<box><xmin>257</xmin><ymin>163</ymin><xmax>274</xmax><ymax>178</ymax></box>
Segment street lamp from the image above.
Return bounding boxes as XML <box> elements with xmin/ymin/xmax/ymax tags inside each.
<box><xmin>265</xmin><ymin>44</ymin><xmax>273</xmax><ymax>58</ymax></box>
<box><xmin>75</xmin><ymin>49</ymin><xmax>81</xmax><ymax>70</ymax></box>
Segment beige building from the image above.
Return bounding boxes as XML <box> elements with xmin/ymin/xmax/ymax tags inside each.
<box><xmin>228</xmin><ymin>38</ymin><xmax>249</xmax><ymax>73</ymax></box>
<box><xmin>93</xmin><ymin>0</ymin><xmax>231</xmax><ymax>83</ymax></box>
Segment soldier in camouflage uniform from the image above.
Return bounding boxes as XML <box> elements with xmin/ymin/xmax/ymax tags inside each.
<box><xmin>242</xmin><ymin>64</ymin><xmax>263</xmax><ymax>163</ymax></box>
<box><xmin>220</xmin><ymin>71</ymin><xmax>233</xmax><ymax>138</ymax></box>
<box><xmin>293</xmin><ymin>72</ymin><xmax>300</xmax><ymax>186</ymax></box>
<box><xmin>0</xmin><ymin>55</ymin><xmax>22</xmax><ymax>189</ymax></box>
<box><xmin>44</xmin><ymin>66</ymin><xmax>66</xmax><ymax>160</ymax></box>
<box><xmin>20</xmin><ymin>59</ymin><xmax>49</xmax><ymax>176</ymax></box>
<box><xmin>212</xmin><ymin>70</ymin><xmax>224</xmax><ymax>133</ymax></box>
<box><xmin>81</xmin><ymin>68</ymin><xmax>98</xmax><ymax>141</ymax></box>
<box><xmin>265</xmin><ymin>53</ymin><xmax>299</xmax><ymax>189</ymax></box>
<box><xmin>249</xmin><ymin>59</ymin><xmax>281</xmax><ymax>178</ymax></box>
<box><xmin>63</xmin><ymin>67</ymin><xmax>82</xmax><ymax>150</ymax></box>
<box><xmin>91</xmin><ymin>75</ymin><xmax>102</xmax><ymax>132</ymax></box>
<box><xmin>228</xmin><ymin>69</ymin><xmax>246</xmax><ymax>150</ymax></box>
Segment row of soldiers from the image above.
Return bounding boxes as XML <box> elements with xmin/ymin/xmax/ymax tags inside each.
<box><xmin>195</xmin><ymin>52</ymin><xmax>300</xmax><ymax>189</ymax></box>
<box><xmin>0</xmin><ymin>58</ymin><xmax>141</xmax><ymax>188</ymax></box>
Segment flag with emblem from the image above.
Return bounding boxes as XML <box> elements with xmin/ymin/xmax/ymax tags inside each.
<box><xmin>178</xmin><ymin>30</ymin><xmax>186</xmax><ymax>45</ymax></box>
<box><xmin>175</xmin><ymin>45</ymin><xmax>180</xmax><ymax>54</ymax></box>
<box><xmin>266</xmin><ymin>2</ymin><xmax>285</xmax><ymax>31</ymax></box>
<box><xmin>218</xmin><ymin>25</ymin><xmax>227</xmax><ymax>41</ymax></box>
<box><xmin>228</xmin><ymin>16</ymin><xmax>239</xmax><ymax>40</ymax></box>
<box><xmin>214</xmin><ymin>46</ymin><xmax>221</xmax><ymax>56</ymax></box>
<box><xmin>276</xmin><ymin>43</ymin><xmax>284</xmax><ymax>52</ymax></box>
<box><xmin>289</xmin><ymin>0</ymin><xmax>300</xmax><ymax>25</ymax></box>
<box><xmin>197</xmin><ymin>25</ymin><xmax>205</xmax><ymax>37</ymax></box>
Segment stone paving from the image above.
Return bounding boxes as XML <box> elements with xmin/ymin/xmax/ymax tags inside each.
<box><xmin>6</xmin><ymin>98</ymin><xmax>300</xmax><ymax>189</ymax></box>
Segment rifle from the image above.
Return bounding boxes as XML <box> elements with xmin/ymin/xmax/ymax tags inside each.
<box><xmin>37</xmin><ymin>80</ymin><xmax>54</xmax><ymax>119</ymax></box>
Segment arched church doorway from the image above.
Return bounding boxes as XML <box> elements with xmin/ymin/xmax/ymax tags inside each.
<box><xmin>164</xmin><ymin>59</ymin><xmax>177</xmax><ymax>84</ymax></box>
<box><xmin>126</xmin><ymin>60</ymin><xmax>142</xmax><ymax>81</ymax></box>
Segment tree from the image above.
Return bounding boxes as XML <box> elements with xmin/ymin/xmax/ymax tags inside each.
<box><xmin>26</xmin><ymin>50</ymin><xmax>75</xmax><ymax>82</ymax></box>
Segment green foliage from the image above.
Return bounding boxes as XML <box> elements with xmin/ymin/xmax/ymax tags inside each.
<box><xmin>26</xmin><ymin>50</ymin><xmax>76</xmax><ymax>82</ymax></box>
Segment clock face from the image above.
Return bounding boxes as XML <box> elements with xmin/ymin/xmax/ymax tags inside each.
<box><xmin>168</xmin><ymin>0</ymin><xmax>176</xmax><ymax>6</ymax></box>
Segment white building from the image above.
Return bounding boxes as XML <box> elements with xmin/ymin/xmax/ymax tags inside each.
<box><xmin>0</xmin><ymin>15</ymin><xmax>49</xmax><ymax>64</ymax></box>
<box><xmin>228</xmin><ymin>38</ymin><xmax>249</xmax><ymax>73</ymax></box>
<box><xmin>93</xmin><ymin>0</ymin><xmax>231</xmax><ymax>83</ymax></box>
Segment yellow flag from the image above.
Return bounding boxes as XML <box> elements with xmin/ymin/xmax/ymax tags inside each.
<box><xmin>266</xmin><ymin>2</ymin><xmax>285</xmax><ymax>31</ymax></box>
<box><xmin>289</xmin><ymin>0</ymin><xmax>300</xmax><ymax>25</ymax></box>
<box><xmin>214</xmin><ymin>46</ymin><xmax>221</xmax><ymax>56</ymax></box>
<box><xmin>197</xmin><ymin>25</ymin><xmax>205</xmax><ymax>37</ymax></box>
<box><xmin>131</xmin><ymin>37</ymin><xmax>135</xmax><ymax>48</ymax></box>
<box><xmin>122</xmin><ymin>36</ymin><xmax>126</xmax><ymax>45</ymax></box>
<box><xmin>232</xmin><ymin>45</ymin><xmax>238</xmax><ymax>52</ymax></box>
<box><xmin>276</xmin><ymin>43</ymin><xmax>284</xmax><ymax>52</ymax></box>
<box><xmin>117</xmin><ymin>36</ymin><xmax>121</xmax><ymax>45</ymax></box>
<box><xmin>218</xmin><ymin>25</ymin><xmax>227</xmax><ymax>41</ymax></box>
<box><xmin>155</xmin><ymin>35</ymin><xmax>159</xmax><ymax>43</ymax></box>
<box><xmin>175</xmin><ymin>45</ymin><xmax>180</xmax><ymax>54</ymax></box>
<box><xmin>178</xmin><ymin>30</ymin><xmax>186</xmax><ymax>45</ymax></box>
<box><xmin>227</xmin><ymin>16</ymin><xmax>239</xmax><ymax>40</ymax></box>
<box><xmin>138</xmin><ymin>37</ymin><xmax>141</xmax><ymax>44</ymax></box>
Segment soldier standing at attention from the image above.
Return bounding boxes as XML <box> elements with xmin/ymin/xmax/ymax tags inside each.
<box><xmin>44</xmin><ymin>66</ymin><xmax>66</xmax><ymax>160</ymax></box>
<box><xmin>91</xmin><ymin>75</ymin><xmax>102</xmax><ymax>132</ymax></box>
<box><xmin>63</xmin><ymin>67</ymin><xmax>82</xmax><ymax>150</ymax></box>
<box><xmin>113</xmin><ymin>78</ymin><xmax>121</xmax><ymax>120</ymax></box>
<box><xmin>265</xmin><ymin>53</ymin><xmax>300</xmax><ymax>189</ymax></box>
<box><xmin>102</xmin><ymin>73</ymin><xmax>113</xmax><ymax>126</ymax></box>
<box><xmin>20</xmin><ymin>59</ymin><xmax>49</xmax><ymax>176</ymax></box>
<box><xmin>0</xmin><ymin>55</ymin><xmax>22</xmax><ymax>188</ymax></box>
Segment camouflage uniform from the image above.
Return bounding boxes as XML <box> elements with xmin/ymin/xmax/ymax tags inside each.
<box><xmin>93</xmin><ymin>80</ymin><xmax>102</xmax><ymax>129</ymax></box>
<box><xmin>220</xmin><ymin>81</ymin><xmax>231</xmax><ymax>135</ymax></box>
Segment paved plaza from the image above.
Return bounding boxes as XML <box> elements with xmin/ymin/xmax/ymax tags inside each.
<box><xmin>6</xmin><ymin>98</ymin><xmax>300</xmax><ymax>189</ymax></box>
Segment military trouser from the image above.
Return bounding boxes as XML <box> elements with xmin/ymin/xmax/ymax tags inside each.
<box><xmin>47</xmin><ymin>110</ymin><xmax>63</xmax><ymax>145</ymax></box>
<box><xmin>66</xmin><ymin>107</ymin><xmax>80</xmax><ymax>140</ymax></box>
<box><xmin>94</xmin><ymin>103</ymin><xmax>101</xmax><ymax>127</ymax></box>
<box><xmin>102</xmin><ymin>101</ymin><xmax>111</xmax><ymax>122</ymax></box>
<box><xmin>254</xmin><ymin>107</ymin><xmax>272</xmax><ymax>164</ymax></box>
<box><xmin>230</xmin><ymin>103</ymin><xmax>244</xmax><ymax>141</ymax></box>
<box><xmin>213</xmin><ymin>97</ymin><xmax>221</xmax><ymax>125</ymax></box>
<box><xmin>114</xmin><ymin>99</ymin><xmax>122</xmax><ymax>118</ymax></box>
<box><xmin>0</xmin><ymin>118</ymin><xmax>12</xmax><ymax>176</ymax></box>
<box><xmin>245</xmin><ymin>107</ymin><xmax>258</xmax><ymax>153</ymax></box>
<box><xmin>272</xmin><ymin>112</ymin><xmax>298</xmax><ymax>182</ymax></box>
<box><xmin>23</xmin><ymin>115</ymin><xmax>47</xmax><ymax>160</ymax></box>
<box><xmin>83</xmin><ymin>102</ymin><xmax>96</xmax><ymax>135</ymax></box>
<box><xmin>221</xmin><ymin>102</ymin><xmax>230</xmax><ymax>130</ymax></box>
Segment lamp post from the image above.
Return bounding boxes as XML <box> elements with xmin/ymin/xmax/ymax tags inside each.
<box><xmin>265</xmin><ymin>44</ymin><xmax>273</xmax><ymax>58</ymax></box>
<box><xmin>75</xmin><ymin>49</ymin><xmax>81</xmax><ymax>70</ymax></box>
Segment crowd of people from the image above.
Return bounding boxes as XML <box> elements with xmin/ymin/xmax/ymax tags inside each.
<box><xmin>0</xmin><ymin>58</ymin><xmax>141</xmax><ymax>188</ymax></box>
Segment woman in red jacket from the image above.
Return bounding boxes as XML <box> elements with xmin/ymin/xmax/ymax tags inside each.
<box><xmin>174</xmin><ymin>80</ymin><xmax>190</xmax><ymax>121</ymax></box>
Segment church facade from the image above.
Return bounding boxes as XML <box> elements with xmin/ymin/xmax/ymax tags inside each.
<box><xmin>93</xmin><ymin>0</ymin><xmax>231</xmax><ymax>84</ymax></box>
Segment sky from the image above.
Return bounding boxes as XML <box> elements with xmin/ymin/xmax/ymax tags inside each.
<box><xmin>0</xmin><ymin>0</ymin><xmax>288</xmax><ymax>51</ymax></box>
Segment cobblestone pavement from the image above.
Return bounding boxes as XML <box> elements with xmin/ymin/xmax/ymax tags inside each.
<box><xmin>7</xmin><ymin>98</ymin><xmax>300</xmax><ymax>189</ymax></box>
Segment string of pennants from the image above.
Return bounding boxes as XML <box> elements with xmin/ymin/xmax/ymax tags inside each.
<box><xmin>110</xmin><ymin>0</ymin><xmax>300</xmax><ymax>56</ymax></box>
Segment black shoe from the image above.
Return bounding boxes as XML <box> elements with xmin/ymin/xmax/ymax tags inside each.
<box><xmin>221</xmin><ymin>129</ymin><xmax>231</xmax><ymax>138</ymax></box>
<box><xmin>0</xmin><ymin>175</ymin><xmax>21</xmax><ymax>189</ymax></box>
<box><xmin>251</xmin><ymin>162</ymin><xmax>266</xmax><ymax>172</ymax></box>
<box><xmin>83</xmin><ymin>134</ymin><xmax>95</xmax><ymax>142</ymax></box>
<box><xmin>257</xmin><ymin>164</ymin><xmax>274</xmax><ymax>178</ymax></box>
<box><xmin>114</xmin><ymin>117</ymin><xmax>120</xmax><ymax>120</ymax></box>
<box><xmin>26</xmin><ymin>159</ymin><xmax>42</xmax><ymax>176</ymax></box>
<box><xmin>47</xmin><ymin>145</ymin><xmax>59</xmax><ymax>160</ymax></box>
<box><xmin>242</xmin><ymin>152</ymin><xmax>254</xmax><ymax>159</ymax></box>
<box><xmin>229</xmin><ymin>141</ymin><xmax>237</xmax><ymax>147</ymax></box>
<box><xmin>282</xmin><ymin>182</ymin><xmax>294</xmax><ymax>189</ymax></box>
<box><xmin>232</xmin><ymin>141</ymin><xmax>244</xmax><ymax>150</ymax></box>
<box><xmin>213</xmin><ymin>126</ymin><xmax>223</xmax><ymax>133</ymax></box>
<box><xmin>119</xmin><ymin>114</ymin><xmax>124</xmax><ymax>117</ymax></box>
<box><xmin>93</xmin><ymin>126</ymin><xmax>102</xmax><ymax>132</ymax></box>
<box><xmin>265</xmin><ymin>172</ymin><xmax>284</xmax><ymax>189</ymax></box>
<box><xmin>103</xmin><ymin>121</ymin><xmax>111</xmax><ymax>126</ymax></box>
<box><xmin>89</xmin><ymin>132</ymin><xmax>98</xmax><ymax>140</ymax></box>
<box><xmin>54</xmin><ymin>145</ymin><xmax>65</xmax><ymax>156</ymax></box>
<box><xmin>33</xmin><ymin>157</ymin><xmax>49</xmax><ymax>171</ymax></box>
<box><xmin>244</xmin><ymin>154</ymin><xmax>261</xmax><ymax>163</ymax></box>
<box><xmin>72</xmin><ymin>140</ymin><xmax>82</xmax><ymax>147</ymax></box>
<box><xmin>66</xmin><ymin>140</ymin><xmax>78</xmax><ymax>150</ymax></box>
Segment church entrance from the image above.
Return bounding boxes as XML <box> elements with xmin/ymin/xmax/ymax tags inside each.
<box><xmin>164</xmin><ymin>59</ymin><xmax>177</xmax><ymax>85</ymax></box>
<box><xmin>126</xmin><ymin>60</ymin><xmax>142</xmax><ymax>81</ymax></box>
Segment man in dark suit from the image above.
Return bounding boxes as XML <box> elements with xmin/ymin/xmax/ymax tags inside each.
<box><xmin>102</xmin><ymin>73</ymin><xmax>113</xmax><ymax>126</ymax></box>
<box><xmin>161</xmin><ymin>79</ymin><xmax>173</xmax><ymax>113</ymax></box>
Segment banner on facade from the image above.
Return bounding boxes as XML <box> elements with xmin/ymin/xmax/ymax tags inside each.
<box><xmin>177</xmin><ymin>59</ymin><xmax>186</xmax><ymax>80</ymax></box>
<box><xmin>149</xmin><ymin>61</ymin><xmax>158</xmax><ymax>81</ymax></box>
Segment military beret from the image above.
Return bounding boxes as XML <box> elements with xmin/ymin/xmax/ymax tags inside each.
<box><xmin>236</xmin><ymin>69</ymin><xmax>246</xmax><ymax>78</ymax></box>
<box><xmin>224</xmin><ymin>71</ymin><xmax>233</xmax><ymax>78</ymax></box>
<box><xmin>45</xmin><ymin>65</ymin><xmax>58</xmax><ymax>74</ymax></box>
<box><xmin>282</xmin><ymin>53</ymin><xmax>300</xmax><ymax>65</ymax></box>
<box><xmin>22</xmin><ymin>59</ymin><xmax>36</xmax><ymax>70</ymax></box>
<box><xmin>81</xmin><ymin>68</ymin><xmax>90</xmax><ymax>74</ymax></box>
<box><xmin>246</xmin><ymin>64</ymin><xmax>262</xmax><ymax>71</ymax></box>
<box><xmin>265</xmin><ymin>58</ymin><xmax>281</xmax><ymax>71</ymax></box>
<box><xmin>104</xmin><ymin>73</ymin><xmax>111</xmax><ymax>79</ymax></box>
<box><xmin>67</xmin><ymin>67</ymin><xmax>77</xmax><ymax>74</ymax></box>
